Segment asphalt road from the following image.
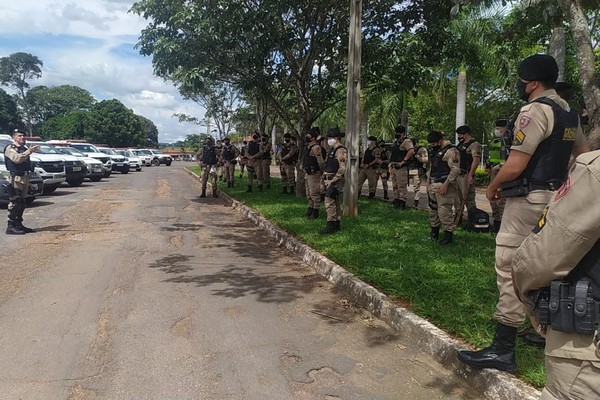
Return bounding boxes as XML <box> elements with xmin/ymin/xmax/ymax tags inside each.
<box><xmin>0</xmin><ymin>164</ymin><xmax>482</xmax><ymax>400</ymax></box>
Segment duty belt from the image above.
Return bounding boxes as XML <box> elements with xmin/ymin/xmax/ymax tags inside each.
<box><xmin>322</xmin><ymin>173</ymin><xmax>335</xmax><ymax>180</ymax></box>
<box><xmin>430</xmin><ymin>176</ymin><xmax>448</xmax><ymax>184</ymax></box>
<box><xmin>9</xmin><ymin>171</ymin><xmax>26</xmax><ymax>177</ymax></box>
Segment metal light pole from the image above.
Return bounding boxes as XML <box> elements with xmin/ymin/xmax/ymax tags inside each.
<box><xmin>343</xmin><ymin>0</ymin><xmax>362</xmax><ymax>217</ymax></box>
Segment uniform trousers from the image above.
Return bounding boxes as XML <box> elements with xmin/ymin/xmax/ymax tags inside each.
<box><xmin>281</xmin><ymin>164</ymin><xmax>296</xmax><ymax>190</ymax></box>
<box><xmin>377</xmin><ymin>167</ymin><xmax>389</xmax><ymax>192</ymax></box>
<box><xmin>390</xmin><ymin>165</ymin><xmax>410</xmax><ymax>201</ymax></box>
<box><xmin>541</xmin><ymin>354</ymin><xmax>600</xmax><ymax>399</ymax></box>
<box><xmin>456</xmin><ymin>174</ymin><xmax>476</xmax><ymax>211</ymax></box>
<box><xmin>200</xmin><ymin>164</ymin><xmax>217</xmax><ymax>191</ymax></box>
<box><xmin>358</xmin><ymin>167</ymin><xmax>378</xmax><ymax>194</ymax></box>
<box><xmin>7</xmin><ymin>175</ymin><xmax>30</xmax><ymax>222</ymax></box>
<box><xmin>246</xmin><ymin>158</ymin><xmax>263</xmax><ymax>187</ymax></box>
<box><xmin>410</xmin><ymin>169</ymin><xmax>428</xmax><ymax>204</ymax></box>
<box><xmin>305</xmin><ymin>173</ymin><xmax>322</xmax><ymax>209</ymax></box>
<box><xmin>223</xmin><ymin>162</ymin><xmax>235</xmax><ymax>183</ymax></box>
<box><xmin>324</xmin><ymin>178</ymin><xmax>345</xmax><ymax>221</ymax></box>
<box><xmin>490</xmin><ymin>198</ymin><xmax>506</xmax><ymax>225</ymax></box>
<box><xmin>261</xmin><ymin>158</ymin><xmax>271</xmax><ymax>186</ymax></box>
<box><xmin>493</xmin><ymin>190</ymin><xmax>553</xmax><ymax>327</ymax></box>
<box><xmin>427</xmin><ymin>181</ymin><xmax>459</xmax><ymax>231</ymax></box>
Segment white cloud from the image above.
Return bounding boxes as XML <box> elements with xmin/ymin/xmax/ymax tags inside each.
<box><xmin>0</xmin><ymin>0</ymin><xmax>203</xmax><ymax>143</ymax></box>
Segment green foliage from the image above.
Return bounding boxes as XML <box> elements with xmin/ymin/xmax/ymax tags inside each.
<box><xmin>26</xmin><ymin>85</ymin><xmax>95</xmax><ymax>123</ymax></box>
<box><xmin>38</xmin><ymin>110</ymin><xmax>89</xmax><ymax>140</ymax></box>
<box><xmin>138</xmin><ymin>115</ymin><xmax>159</xmax><ymax>146</ymax></box>
<box><xmin>475</xmin><ymin>167</ymin><xmax>490</xmax><ymax>187</ymax></box>
<box><xmin>189</xmin><ymin>169</ymin><xmax>546</xmax><ymax>387</ymax></box>
<box><xmin>0</xmin><ymin>52</ymin><xmax>43</xmax><ymax>95</ymax></box>
<box><xmin>85</xmin><ymin>100</ymin><xmax>145</xmax><ymax>147</ymax></box>
<box><xmin>0</xmin><ymin>88</ymin><xmax>19</xmax><ymax>134</ymax></box>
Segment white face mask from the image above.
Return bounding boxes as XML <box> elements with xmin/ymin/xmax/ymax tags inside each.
<box><xmin>327</xmin><ymin>138</ymin><xmax>336</xmax><ymax>146</ymax></box>
<box><xmin>494</xmin><ymin>129</ymin><xmax>504</xmax><ymax>138</ymax></box>
<box><xmin>367</xmin><ymin>141</ymin><xmax>374</xmax><ymax>147</ymax></box>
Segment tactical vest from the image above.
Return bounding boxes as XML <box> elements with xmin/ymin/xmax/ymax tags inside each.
<box><xmin>3</xmin><ymin>144</ymin><xmax>32</xmax><ymax>175</ymax></box>
<box><xmin>390</xmin><ymin>140</ymin><xmax>408</xmax><ymax>162</ymax></box>
<box><xmin>409</xmin><ymin>145</ymin><xmax>425</xmax><ymax>170</ymax></box>
<box><xmin>518</xmin><ymin>97</ymin><xmax>579</xmax><ymax>185</ymax></box>
<box><xmin>363</xmin><ymin>147</ymin><xmax>376</xmax><ymax>165</ymax></box>
<box><xmin>457</xmin><ymin>139</ymin><xmax>475</xmax><ymax>173</ymax></box>
<box><xmin>201</xmin><ymin>145</ymin><xmax>217</xmax><ymax>165</ymax></box>
<box><xmin>324</xmin><ymin>146</ymin><xmax>346</xmax><ymax>174</ymax></box>
<box><xmin>260</xmin><ymin>142</ymin><xmax>271</xmax><ymax>160</ymax></box>
<box><xmin>240</xmin><ymin>145</ymin><xmax>246</xmax><ymax>157</ymax></box>
<box><xmin>379</xmin><ymin>148</ymin><xmax>389</xmax><ymax>168</ymax></box>
<box><xmin>281</xmin><ymin>144</ymin><xmax>298</xmax><ymax>165</ymax></box>
<box><xmin>247</xmin><ymin>141</ymin><xmax>260</xmax><ymax>156</ymax></box>
<box><xmin>429</xmin><ymin>144</ymin><xmax>455</xmax><ymax>179</ymax></box>
<box><xmin>221</xmin><ymin>145</ymin><xmax>236</xmax><ymax>162</ymax></box>
<box><xmin>303</xmin><ymin>143</ymin><xmax>322</xmax><ymax>174</ymax></box>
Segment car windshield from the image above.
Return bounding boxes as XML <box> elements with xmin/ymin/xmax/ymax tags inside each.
<box><xmin>56</xmin><ymin>147</ymin><xmax>84</xmax><ymax>157</ymax></box>
<box><xmin>150</xmin><ymin>150</ymin><xmax>163</xmax><ymax>155</ymax></box>
<box><xmin>72</xmin><ymin>144</ymin><xmax>100</xmax><ymax>153</ymax></box>
<box><xmin>33</xmin><ymin>145</ymin><xmax>63</xmax><ymax>154</ymax></box>
<box><xmin>97</xmin><ymin>148</ymin><xmax>117</xmax><ymax>155</ymax></box>
<box><xmin>136</xmin><ymin>149</ymin><xmax>152</xmax><ymax>155</ymax></box>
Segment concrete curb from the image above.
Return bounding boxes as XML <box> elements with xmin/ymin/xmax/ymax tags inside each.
<box><xmin>184</xmin><ymin>168</ymin><xmax>541</xmax><ymax>400</ymax></box>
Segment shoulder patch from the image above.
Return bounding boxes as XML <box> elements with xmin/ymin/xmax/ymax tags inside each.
<box><xmin>533</xmin><ymin>205</ymin><xmax>549</xmax><ymax>234</ymax></box>
<box><xmin>519</xmin><ymin>115</ymin><xmax>531</xmax><ymax>129</ymax></box>
<box><xmin>563</xmin><ymin>127</ymin><xmax>576</xmax><ymax>141</ymax></box>
<box><xmin>513</xmin><ymin>130</ymin><xmax>526</xmax><ymax>146</ymax></box>
<box><xmin>552</xmin><ymin>176</ymin><xmax>571</xmax><ymax>202</ymax></box>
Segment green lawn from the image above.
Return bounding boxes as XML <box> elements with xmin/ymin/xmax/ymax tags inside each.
<box><xmin>187</xmin><ymin>165</ymin><xmax>545</xmax><ymax>387</ymax></box>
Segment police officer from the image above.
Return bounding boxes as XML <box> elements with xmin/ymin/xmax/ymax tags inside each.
<box><xmin>220</xmin><ymin>137</ymin><xmax>240</xmax><ymax>188</ymax></box>
<box><xmin>488</xmin><ymin>119</ymin><xmax>510</xmax><ymax>232</ymax></box>
<box><xmin>512</xmin><ymin>150</ymin><xmax>600</xmax><ymax>400</ymax></box>
<box><xmin>196</xmin><ymin>137</ymin><xmax>219</xmax><ymax>198</ymax></box>
<box><xmin>377</xmin><ymin>140</ymin><xmax>390</xmax><ymax>200</ymax></box>
<box><xmin>245</xmin><ymin>132</ymin><xmax>262</xmax><ymax>192</ymax></box>
<box><xmin>260</xmin><ymin>134</ymin><xmax>272</xmax><ymax>189</ymax></box>
<box><xmin>358</xmin><ymin>136</ymin><xmax>381</xmax><ymax>199</ymax></box>
<box><xmin>321</xmin><ymin>128</ymin><xmax>347</xmax><ymax>234</ymax></box>
<box><xmin>389</xmin><ymin>126</ymin><xmax>414</xmax><ymax>209</ymax></box>
<box><xmin>427</xmin><ymin>130</ymin><xmax>460</xmax><ymax>244</ymax></box>
<box><xmin>458</xmin><ymin>54</ymin><xmax>589</xmax><ymax>372</ymax></box>
<box><xmin>215</xmin><ymin>139</ymin><xmax>224</xmax><ymax>181</ymax></box>
<box><xmin>280</xmin><ymin>133</ymin><xmax>298</xmax><ymax>194</ymax></box>
<box><xmin>455</xmin><ymin>125</ymin><xmax>482</xmax><ymax>214</ymax></box>
<box><xmin>409</xmin><ymin>138</ymin><xmax>429</xmax><ymax>209</ymax></box>
<box><xmin>303</xmin><ymin>127</ymin><xmax>326</xmax><ymax>219</ymax></box>
<box><xmin>239</xmin><ymin>140</ymin><xmax>248</xmax><ymax>179</ymax></box>
<box><xmin>4</xmin><ymin>130</ymin><xmax>40</xmax><ymax>234</ymax></box>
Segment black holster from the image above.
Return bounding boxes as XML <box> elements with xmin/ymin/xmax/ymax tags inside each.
<box><xmin>501</xmin><ymin>178</ymin><xmax>530</xmax><ymax>198</ymax></box>
<box><xmin>325</xmin><ymin>184</ymin><xmax>339</xmax><ymax>199</ymax></box>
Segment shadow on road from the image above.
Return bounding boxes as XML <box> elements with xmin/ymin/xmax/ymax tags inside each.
<box><xmin>35</xmin><ymin>224</ymin><xmax>71</xmax><ymax>232</ymax></box>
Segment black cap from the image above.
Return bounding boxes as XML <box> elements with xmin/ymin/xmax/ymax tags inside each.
<box><xmin>368</xmin><ymin>135</ymin><xmax>377</xmax><ymax>141</ymax></box>
<box><xmin>309</xmin><ymin>127</ymin><xmax>321</xmax><ymax>137</ymax></box>
<box><xmin>283</xmin><ymin>133</ymin><xmax>292</xmax><ymax>139</ymax></box>
<box><xmin>394</xmin><ymin>125</ymin><xmax>406</xmax><ymax>134</ymax></box>
<box><xmin>13</xmin><ymin>129</ymin><xmax>26</xmax><ymax>135</ymax></box>
<box><xmin>495</xmin><ymin>119</ymin><xmax>508</xmax><ymax>127</ymax></box>
<box><xmin>327</xmin><ymin>128</ymin><xmax>344</xmax><ymax>138</ymax></box>
<box><xmin>517</xmin><ymin>54</ymin><xmax>559</xmax><ymax>84</ymax></box>
<box><xmin>456</xmin><ymin>125</ymin><xmax>470</xmax><ymax>135</ymax></box>
<box><xmin>427</xmin><ymin>131</ymin><xmax>443</xmax><ymax>144</ymax></box>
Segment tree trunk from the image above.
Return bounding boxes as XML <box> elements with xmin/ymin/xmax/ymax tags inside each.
<box><xmin>455</xmin><ymin>68</ymin><xmax>467</xmax><ymax>144</ymax></box>
<box><xmin>549</xmin><ymin>27</ymin><xmax>566</xmax><ymax>82</ymax></box>
<box><xmin>557</xmin><ymin>0</ymin><xmax>600</xmax><ymax>148</ymax></box>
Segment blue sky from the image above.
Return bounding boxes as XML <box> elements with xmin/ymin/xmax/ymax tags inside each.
<box><xmin>0</xmin><ymin>0</ymin><xmax>206</xmax><ymax>143</ymax></box>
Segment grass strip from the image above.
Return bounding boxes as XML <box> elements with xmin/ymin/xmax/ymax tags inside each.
<box><xmin>187</xmin><ymin>166</ymin><xmax>545</xmax><ymax>387</ymax></box>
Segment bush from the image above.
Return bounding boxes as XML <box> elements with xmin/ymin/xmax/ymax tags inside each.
<box><xmin>475</xmin><ymin>167</ymin><xmax>490</xmax><ymax>187</ymax></box>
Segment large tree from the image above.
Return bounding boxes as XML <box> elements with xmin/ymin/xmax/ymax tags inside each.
<box><xmin>138</xmin><ymin>115</ymin><xmax>159</xmax><ymax>146</ymax></box>
<box><xmin>0</xmin><ymin>88</ymin><xmax>20</xmax><ymax>134</ymax></box>
<box><xmin>26</xmin><ymin>85</ymin><xmax>95</xmax><ymax>125</ymax></box>
<box><xmin>86</xmin><ymin>99</ymin><xmax>146</xmax><ymax>147</ymax></box>
<box><xmin>0</xmin><ymin>52</ymin><xmax>43</xmax><ymax>135</ymax></box>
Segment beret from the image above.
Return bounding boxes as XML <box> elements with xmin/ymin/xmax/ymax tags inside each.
<box><xmin>495</xmin><ymin>119</ymin><xmax>508</xmax><ymax>127</ymax></box>
<box><xmin>368</xmin><ymin>135</ymin><xmax>377</xmax><ymax>141</ymax></box>
<box><xmin>456</xmin><ymin>125</ymin><xmax>470</xmax><ymax>134</ymax></box>
<box><xmin>518</xmin><ymin>54</ymin><xmax>559</xmax><ymax>83</ymax></box>
<box><xmin>327</xmin><ymin>128</ymin><xmax>344</xmax><ymax>138</ymax></box>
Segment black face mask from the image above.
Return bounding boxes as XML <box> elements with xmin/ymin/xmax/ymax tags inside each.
<box><xmin>305</xmin><ymin>135</ymin><xmax>312</xmax><ymax>142</ymax></box>
<box><xmin>428</xmin><ymin>144</ymin><xmax>440</xmax><ymax>152</ymax></box>
<box><xmin>284</xmin><ymin>139</ymin><xmax>290</xmax><ymax>143</ymax></box>
<box><xmin>252</xmin><ymin>136</ymin><xmax>259</xmax><ymax>141</ymax></box>
<box><xmin>457</xmin><ymin>136</ymin><xmax>465</xmax><ymax>143</ymax></box>
<box><xmin>516</xmin><ymin>80</ymin><xmax>530</xmax><ymax>102</ymax></box>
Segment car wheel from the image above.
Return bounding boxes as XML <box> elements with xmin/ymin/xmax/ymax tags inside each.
<box><xmin>90</xmin><ymin>176</ymin><xmax>103</xmax><ymax>182</ymax></box>
<box><xmin>43</xmin><ymin>186</ymin><xmax>57</xmax><ymax>195</ymax></box>
<box><xmin>121</xmin><ymin>166</ymin><xmax>130</xmax><ymax>174</ymax></box>
<box><xmin>137</xmin><ymin>167</ymin><xmax>142</xmax><ymax>171</ymax></box>
<box><xmin>67</xmin><ymin>178</ymin><xmax>85</xmax><ymax>187</ymax></box>
<box><xmin>165</xmin><ymin>160</ymin><xmax>172</xmax><ymax>166</ymax></box>
<box><xmin>152</xmin><ymin>158</ymin><xmax>160</xmax><ymax>166</ymax></box>
<box><xmin>103</xmin><ymin>170</ymin><xmax>111</xmax><ymax>178</ymax></box>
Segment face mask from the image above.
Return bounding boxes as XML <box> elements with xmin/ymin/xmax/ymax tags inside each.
<box><xmin>327</xmin><ymin>138</ymin><xmax>336</xmax><ymax>146</ymax></box>
<box><xmin>284</xmin><ymin>139</ymin><xmax>290</xmax><ymax>143</ymax></box>
<box><xmin>305</xmin><ymin>135</ymin><xmax>312</xmax><ymax>141</ymax></box>
<box><xmin>252</xmin><ymin>135</ymin><xmax>259</xmax><ymax>141</ymax></box>
<box><xmin>494</xmin><ymin>129</ymin><xmax>504</xmax><ymax>138</ymax></box>
<box><xmin>367</xmin><ymin>141</ymin><xmax>374</xmax><ymax>147</ymax></box>
<box><xmin>516</xmin><ymin>80</ymin><xmax>530</xmax><ymax>101</ymax></box>
<box><xmin>395</xmin><ymin>135</ymin><xmax>402</xmax><ymax>141</ymax></box>
<box><xmin>457</xmin><ymin>136</ymin><xmax>464</xmax><ymax>143</ymax></box>
<box><xmin>379</xmin><ymin>143</ymin><xmax>385</xmax><ymax>148</ymax></box>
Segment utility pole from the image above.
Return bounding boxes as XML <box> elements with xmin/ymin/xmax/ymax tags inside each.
<box><xmin>343</xmin><ymin>0</ymin><xmax>362</xmax><ymax>217</ymax></box>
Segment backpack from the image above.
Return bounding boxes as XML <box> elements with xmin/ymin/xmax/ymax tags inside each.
<box><xmin>466</xmin><ymin>207</ymin><xmax>491</xmax><ymax>233</ymax></box>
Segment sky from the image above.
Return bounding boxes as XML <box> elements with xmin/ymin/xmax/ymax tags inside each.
<box><xmin>0</xmin><ymin>0</ymin><xmax>206</xmax><ymax>144</ymax></box>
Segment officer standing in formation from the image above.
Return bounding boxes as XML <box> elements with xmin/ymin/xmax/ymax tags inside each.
<box><xmin>4</xmin><ymin>129</ymin><xmax>40</xmax><ymax>235</ymax></box>
<box><xmin>321</xmin><ymin>128</ymin><xmax>347</xmax><ymax>234</ymax></box>
<box><xmin>220</xmin><ymin>137</ymin><xmax>240</xmax><ymax>188</ymax></box>
<box><xmin>245</xmin><ymin>132</ymin><xmax>262</xmax><ymax>192</ymax></box>
<box><xmin>260</xmin><ymin>133</ymin><xmax>272</xmax><ymax>189</ymax></box>
<box><xmin>455</xmin><ymin>125</ymin><xmax>482</xmax><ymax>215</ymax></box>
<box><xmin>488</xmin><ymin>119</ymin><xmax>510</xmax><ymax>232</ymax></box>
<box><xmin>239</xmin><ymin>140</ymin><xmax>247</xmax><ymax>179</ymax></box>
<box><xmin>377</xmin><ymin>140</ymin><xmax>390</xmax><ymax>200</ymax></box>
<box><xmin>358</xmin><ymin>136</ymin><xmax>381</xmax><ymax>199</ymax></box>
<box><xmin>458</xmin><ymin>54</ymin><xmax>589</xmax><ymax>372</ymax></box>
<box><xmin>279</xmin><ymin>133</ymin><xmax>298</xmax><ymax>194</ymax></box>
<box><xmin>389</xmin><ymin>125</ymin><xmax>414</xmax><ymax>209</ymax></box>
<box><xmin>303</xmin><ymin>127</ymin><xmax>326</xmax><ymax>219</ymax></box>
<box><xmin>195</xmin><ymin>137</ymin><xmax>219</xmax><ymax>198</ymax></box>
<box><xmin>426</xmin><ymin>130</ymin><xmax>460</xmax><ymax>244</ymax></box>
<box><xmin>409</xmin><ymin>138</ymin><xmax>429</xmax><ymax>209</ymax></box>
<box><xmin>512</xmin><ymin>150</ymin><xmax>600</xmax><ymax>400</ymax></box>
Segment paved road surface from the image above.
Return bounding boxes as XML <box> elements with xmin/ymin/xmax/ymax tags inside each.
<box><xmin>0</xmin><ymin>163</ymin><xmax>481</xmax><ymax>400</ymax></box>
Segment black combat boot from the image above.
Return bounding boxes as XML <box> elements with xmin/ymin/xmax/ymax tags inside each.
<box><xmin>289</xmin><ymin>186</ymin><xmax>294</xmax><ymax>195</ymax></box>
<box><xmin>281</xmin><ymin>187</ymin><xmax>288</xmax><ymax>194</ymax></box>
<box><xmin>457</xmin><ymin>322</ymin><xmax>517</xmax><ymax>373</ymax></box>
<box><xmin>258</xmin><ymin>184</ymin><xmax>263</xmax><ymax>192</ymax></box>
<box><xmin>383</xmin><ymin>190</ymin><xmax>389</xmax><ymax>200</ymax></box>
<box><xmin>266</xmin><ymin>182</ymin><xmax>271</xmax><ymax>189</ymax></box>
<box><xmin>311</xmin><ymin>208</ymin><xmax>319</xmax><ymax>219</ymax></box>
<box><xmin>439</xmin><ymin>230</ymin><xmax>453</xmax><ymax>245</ymax></box>
<box><xmin>15</xmin><ymin>220</ymin><xmax>35</xmax><ymax>233</ymax></box>
<box><xmin>414</xmin><ymin>200</ymin><xmax>419</xmax><ymax>208</ymax></box>
<box><xmin>368</xmin><ymin>191</ymin><xmax>375</xmax><ymax>199</ymax></box>
<box><xmin>246</xmin><ymin>185</ymin><xmax>252</xmax><ymax>193</ymax></box>
<box><xmin>320</xmin><ymin>221</ymin><xmax>339</xmax><ymax>234</ymax></box>
<box><xmin>397</xmin><ymin>199</ymin><xmax>406</xmax><ymax>210</ymax></box>
<box><xmin>212</xmin><ymin>188</ymin><xmax>218</xmax><ymax>198</ymax></box>
<box><xmin>392</xmin><ymin>199</ymin><xmax>400</xmax><ymax>208</ymax></box>
<box><xmin>200</xmin><ymin>189</ymin><xmax>206</xmax><ymax>198</ymax></box>
<box><xmin>306</xmin><ymin>207</ymin><xmax>313</xmax><ymax>218</ymax></box>
<box><xmin>6</xmin><ymin>221</ymin><xmax>26</xmax><ymax>235</ymax></box>
<box><xmin>429</xmin><ymin>226</ymin><xmax>440</xmax><ymax>240</ymax></box>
